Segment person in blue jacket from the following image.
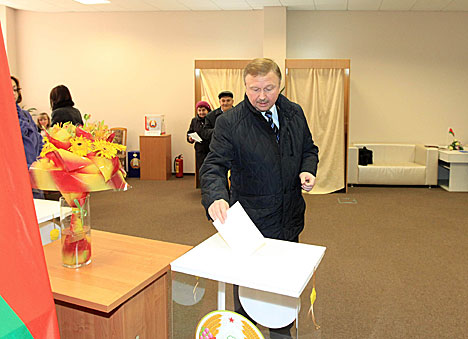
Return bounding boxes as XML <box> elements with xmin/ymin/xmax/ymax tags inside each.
<box><xmin>11</xmin><ymin>76</ymin><xmax>42</xmax><ymax>168</ymax></box>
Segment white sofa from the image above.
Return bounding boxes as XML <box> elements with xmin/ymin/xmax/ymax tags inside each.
<box><xmin>348</xmin><ymin>143</ymin><xmax>438</xmax><ymax>186</ymax></box>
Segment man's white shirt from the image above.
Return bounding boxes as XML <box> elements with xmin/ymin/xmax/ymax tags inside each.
<box><xmin>261</xmin><ymin>104</ymin><xmax>279</xmax><ymax>129</ymax></box>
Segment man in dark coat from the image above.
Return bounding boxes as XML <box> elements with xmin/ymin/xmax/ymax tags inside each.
<box><xmin>200</xmin><ymin>58</ymin><xmax>319</xmax><ymax>338</ymax></box>
<box><xmin>199</xmin><ymin>90</ymin><xmax>234</xmax><ymax>143</ymax></box>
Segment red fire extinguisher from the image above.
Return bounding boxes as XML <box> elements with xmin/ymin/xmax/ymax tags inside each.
<box><xmin>174</xmin><ymin>154</ymin><xmax>183</xmax><ymax>178</ymax></box>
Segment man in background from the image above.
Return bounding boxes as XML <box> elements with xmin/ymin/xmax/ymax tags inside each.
<box><xmin>199</xmin><ymin>90</ymin><xmax>234</xmax><ymax>143</ymax></box>
<box><xmin>200</xmin><ymin>58</ymin><xmax>319</xmax><ymax>338</ymax></box>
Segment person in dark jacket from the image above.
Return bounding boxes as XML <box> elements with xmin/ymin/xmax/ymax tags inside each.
<box><xmin>11</xmin><ymin>76</ymin><xmax>43</xmax><ymax>168</ymax></box>
<box><xmin>187</xmin><ymin>100</ymin><xmax>211</xmax><ymax>175</ymax></box>
<box><xmin>199</xmin><ymin>90</ymin><xmax>234</xmax><ymax>143</ymax></box>
<box><xmin>50</xmin><ymin>85</ymin><xmax>84</xmax><ymax>126</ymax></box>
<box><xmin>199</xmin><ymin>58</ymin><xmax>319</xmax><ymax>339</ymax></box>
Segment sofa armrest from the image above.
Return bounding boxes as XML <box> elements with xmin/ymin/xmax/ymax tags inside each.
<box><xmin>348</xmin><ymin>146</ymin><xmax>359</xmax><ymax>184</ymax></box>
<box><xmin>415</xmin><ymin>144</ymin><xmax>438</xmax><ymax>185</ymax></box>
<box><xmin>414</xmin><ymin>144</ymin><xmax>426</xmax><ymax>165</ymax></box>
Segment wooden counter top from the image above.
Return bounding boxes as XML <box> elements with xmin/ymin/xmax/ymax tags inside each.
<box><xmin>43</xmin><ymin>230</ymin><xmax>191</xmax><ymax>313</ymax></box>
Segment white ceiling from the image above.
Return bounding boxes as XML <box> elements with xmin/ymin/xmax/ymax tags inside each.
<box><xmin>1</xmin><ymin>0</ymin><xmax>468</xmax><ymax>12</ymax></box>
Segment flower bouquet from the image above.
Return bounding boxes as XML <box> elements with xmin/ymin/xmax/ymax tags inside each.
<box><xmin>29</xmin><ymin>116</ymin><xmax>128</xmax><ymax>267</ymax></box>
<box><xmin>448</xmin><ymin>128</ymin><xmax>464</xmax><ymax>151</ymax></box>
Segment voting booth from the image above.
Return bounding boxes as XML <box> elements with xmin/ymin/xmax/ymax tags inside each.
<box><xmin>171</xmin><ymin>203</ymin><xmax>326</xmax><ymax>338</ymax></box>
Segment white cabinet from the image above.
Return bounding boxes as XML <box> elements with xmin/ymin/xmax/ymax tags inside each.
<box><xmin>438</xmin><ymin>150</ymin><xmax>468</xmax><ymax>192</ymax></box>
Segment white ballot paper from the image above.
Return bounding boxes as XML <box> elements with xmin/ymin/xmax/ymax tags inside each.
<box><xmin>212</xmin><ymin>202</ymin><xmax>266</xmax><ymax>255</ymax></box>
<box><xmin>188</xmin><ymin>132</ymin><xmax>202</xmax><ymax>143</ymax></box>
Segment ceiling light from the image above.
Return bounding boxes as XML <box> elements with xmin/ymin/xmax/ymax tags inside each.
<box><xmin>73</xmin><ymin>0</ymin><xmax>111</xmax><ymax>4</ymax></box>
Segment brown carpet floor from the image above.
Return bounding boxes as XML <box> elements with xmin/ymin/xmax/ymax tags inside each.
<box><xmin>91</xmin><ymin>175</ymin><xmax>468</xmax><ymax>339</ymax></box>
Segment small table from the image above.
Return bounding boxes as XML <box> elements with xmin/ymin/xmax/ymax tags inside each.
<box><xmin>171</xmin><ymin>233</ymin><xmax>326</xmax><ymax>336</ymax></box>
<box><xmin>140</xmin><ymin>134</ymin><xmax>172</xmax><ymax>180</ymax></box>
<box><xmin>438</xmin><ymin>150</ymin><xmax>468</xmax><ymax>192</ymax></box>
<box><xmin>43</xmin><ymin>230</ymin><xmax>191</xmax><ymax>338</ymax></box>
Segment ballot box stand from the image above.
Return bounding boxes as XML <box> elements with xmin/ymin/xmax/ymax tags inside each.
<box><xmin>170</xmin><ymin>233</ymin><xmax>326</xmax><ymax>338</ymax></box>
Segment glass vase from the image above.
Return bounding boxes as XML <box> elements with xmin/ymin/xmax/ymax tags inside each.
<box><xmin>59</xmin><ymin>194</ymin><xmax>91</xmax><ymax>268</ymax></box>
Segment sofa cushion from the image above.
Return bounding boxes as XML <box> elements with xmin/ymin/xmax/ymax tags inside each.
<box><xmin>358</xmin><ymin>163</ymin><xmax>426</xmax><ymax>185</ymax></box>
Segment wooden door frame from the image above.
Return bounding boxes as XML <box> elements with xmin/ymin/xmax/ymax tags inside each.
<box><xmin>285</xmin><ymin>59</ymin><xmax>351</xmax><ymax>193</ymax></box>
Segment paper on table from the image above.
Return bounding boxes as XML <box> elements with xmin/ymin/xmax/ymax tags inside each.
<box><xmin>212</xmin><ymin>201</ymin><xmax>266</xmax><ymax>255</ymax></box>
<box><xmin>188</xmin><ymin>132</ymin><xmax>202</xmax><ymax>143</ymax></box>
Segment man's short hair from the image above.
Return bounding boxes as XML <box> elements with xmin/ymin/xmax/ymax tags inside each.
<box><xmin>218</xmin><ymin>91</ymin><xmax>233</xmax><ymax>99</ymax></box>
<box><xmin>243</xmin><ymin>58</ymin><xmax>282</xmax><ymax>83</ymax></box>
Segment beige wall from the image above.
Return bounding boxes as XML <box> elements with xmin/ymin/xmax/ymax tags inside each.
<box><xmin>14</xmin><ymin>10</ymin><xmax>263</xmax><ymax>172</ymax></box>
<box><xmin>1</xmin><ymin>6</ymin><xmax>17</xmax><ymax>74</ymax></box>
<box><xmin>288</xmin><ymin>11</ymin><xmax>468</xmax><ymax>146</ymax></box>
<box><xmin>11</xmin><ymin>10</ymin><xmax>468</xmax><ymax>174</ymax></box>
<box><xmin>263</xmin><ymin>6</ymin><xmax>286</xmax><ymax>84</ymax></box>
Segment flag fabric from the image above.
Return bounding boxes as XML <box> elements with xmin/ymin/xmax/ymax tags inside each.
<box><xmin>0</xmin><ymin>25</ymin><xmax>60</xmax><ymax>338</ymax></box>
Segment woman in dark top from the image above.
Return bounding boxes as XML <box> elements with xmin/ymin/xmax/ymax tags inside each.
<box><xmin>50</xmin><ymin>85</ymin><xmax>84</xmax><ymax>126</ymax></box>
<box><xmin>187</xmin><ymin>100</ymin><xmax>211</xmax><ymax>174</ymax></box>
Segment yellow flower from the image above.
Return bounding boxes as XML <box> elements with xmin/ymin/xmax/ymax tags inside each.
<box><xmin>49</xmin><ymin>123</ymin><xmax>76</xmax><ymax>142</ymax></box>
<box><xmin>69</xmin><ymin>136</ymin><xmax>93</xmax><ymax>156</ymax></box>
<box><xmin>84</xmin><ymin>121</ymin><xmax>110</xmax><ymax>140</ymax></box>
<box><xmin>93</xmin><ymin>140</ymin><xmax>122</xmax><ymax>159</ymax></box>
<box><xmin>116</xmin><ymin>144</ymin><xmax>126</xmax><ymax>152</ymax></box>
<box><xmin>40</xmin><ymin>137</ymin><xmax>58</xmax><ymax>157</ymax></box>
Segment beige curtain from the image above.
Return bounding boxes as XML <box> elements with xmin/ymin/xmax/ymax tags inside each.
<box><xmin>199</xmin><ymin>69</ymin><xmax>245</xmax><ymax>110</ymax></box>
<box><xmin>286</xmin><ymin>68</ymin><xmax>345</xmax><ymax>194</ymax></box>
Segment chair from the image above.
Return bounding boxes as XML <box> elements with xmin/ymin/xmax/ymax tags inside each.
<box><xmin>110</xmin><ymin>127</ymin><xmax>127</xmax><ymax>171</ymax></box>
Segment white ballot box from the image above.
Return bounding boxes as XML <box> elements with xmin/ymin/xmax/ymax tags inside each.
<box><xmin>171</xmin><ymin>233</ymin><xmax>326</xmax><ymax>338</ymax></box>
<box><xmin>144</xmin><ymin>114</ymin><xmax>165</xmax><ymax>136</ymax></box>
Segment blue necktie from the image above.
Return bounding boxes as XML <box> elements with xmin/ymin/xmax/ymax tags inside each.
<box><xmin>265</xmin><ymin>110</ymin><xmax>279</xmax><ymax>142</ymax></box>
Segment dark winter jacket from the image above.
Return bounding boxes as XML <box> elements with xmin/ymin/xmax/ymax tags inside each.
<box><xmin>200</xmin><ymin>94</ymin><xmax>319</xmax><ymax>241</ymax></box>
<box><xmin>51</xmin><ymin>106</ymin><xmax>83</xmax><ymax>126</ymax></box>
<box><xmin>198</xmin><ymin>107</ymin><xmax>227</xmax><ymax>143</ymax></box>
<box><xmin>187</xmin><ymin>115</ymin><xmax>210</xmax><ymax>155</ymax></box>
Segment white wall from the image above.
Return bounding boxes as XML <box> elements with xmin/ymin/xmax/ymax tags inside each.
<box><xmin>14</xmin><ymin>10</ymin><xmax>263</xmax><ymax>172</ymax></box>
<box><xmin>287</xmin><ymin>11</ymin><xmax>468</xmax><ymax>146</ymax></box>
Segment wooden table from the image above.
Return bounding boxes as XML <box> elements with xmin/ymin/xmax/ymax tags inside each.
<box><xmin>43</xmin><ymin>230</ymin><xmax>191</xmax><ymax>338</ymax></box>
<box><xmin>140</xmin><ymin>134</ymin><xmax>172</xmax><ymax>180</ymax></box>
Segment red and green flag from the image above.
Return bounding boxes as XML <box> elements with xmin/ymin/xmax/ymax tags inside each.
<box><xmin>0</xmin><ymin>25</ymin><xmax>60</xmax><ymax>338</ymax></box>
